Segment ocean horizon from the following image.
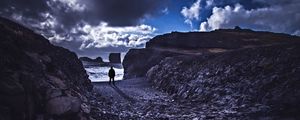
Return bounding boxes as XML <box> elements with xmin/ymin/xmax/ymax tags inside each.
<box><xmin>84</xmin><ymin>66</ymin><xmax>124</xmax><ymax>82</ymax></box>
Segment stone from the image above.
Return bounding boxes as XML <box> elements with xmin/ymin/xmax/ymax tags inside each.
<box><xmin>192</xmin><ymin>117</ymin><xmax>199</xmax><ymax>120</ymax></box>
<box><xmin>109</xmin><ymin>53</ymin><xmax>121</xmax><ymax>63</ymax></box>
<box><xmin>81</xmin><ymin>103</ymin><xmax>91</xmax><ymax>114</ymax></box>
<box><xmin>46</xmin><ymin>96</ymin><xmax>81</xmax><ymax>115</ymax></box>
<box><xmin>46</xmin><ymin>89</ymin><xmax>63</xmax><ymax>100</ymax></box>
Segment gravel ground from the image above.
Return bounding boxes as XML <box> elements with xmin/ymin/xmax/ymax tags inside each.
<box><xmin>89</xmin><ymin>78</ymin><xmax>253</xmax><ymax>120</ymax></box>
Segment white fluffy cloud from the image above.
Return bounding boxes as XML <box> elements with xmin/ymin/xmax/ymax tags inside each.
<box><xmin>39</xmin><ymin>13</ymin><xmax>58</xmax><ymax>29</ymax></box>
<box><xmin>205</xmin><ymin>0</ymin><xmax>214</xmax><ymax>8</ymax></box>
<box><xmin>199</xmin><ymin>1</ymin><xmax>300</xmax><ymax>35</ymax></box>
<box><xmin>181</xmin><ymin>0</ymin><xmax>201</xmax><ymax>28</ymax></box>
<box><xmin>48</xmin><ymin>22</ymin><xmax>156</xmax><ymax>49</ymax></box>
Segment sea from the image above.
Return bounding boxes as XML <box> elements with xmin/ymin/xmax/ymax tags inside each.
<box><xmin>84</xmin><ymin>66</ymin><xmax>124</xmax><ymax>82</ymax></box>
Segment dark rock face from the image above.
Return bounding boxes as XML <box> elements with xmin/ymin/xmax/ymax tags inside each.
<box><xmin>146</xmin><ymin>29</ymin><xmax>298</xmax><ymax>49</ymax></box>
<box><xmin>94</xmin><ymin>57</ymin><xmax>103</xmax><ymax>63</ymax></box>
<box><xmin>79</xmin><ymin>56</ymin><xmax>106</xmax><ymax>67</ymax></box>
<box><xmin>109</xmin><ymin>53</ymin><xmax>121</xmax><ymax>63</ymax></box>
<box><xmin>122</xmin><ymin>27</ymin><xmax>300</xmax><ymax>118</ymax></box>
<box><xmin>146</xmin><ymin>43</ymin><xmax>300</xmax><ymax>118</ymax></box>
<box><xmin>122</xmin><ymin>49</ymin><xmax>181</xmax><ymax>79</ymax></box>
<box><xmin>0</xmin><ymin>17</ymin><xmax>92</xmax><ymax>119</ymax></box>
<box><xmin>79</xmin><ymin>57</ymin><xmax>103</xmax><ymax>63</ymax></box>
<box><xmin>123</xmin><ymin>29</ymin><xmax>300</xmax><ymax>79</ymax></box>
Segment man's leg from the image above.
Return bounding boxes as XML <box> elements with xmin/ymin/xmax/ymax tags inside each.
<box><xmin>113</xmin><ymin>77</ymin><xmax>115</xmax><ymax>84</ymax></box>
<box><xmin>109</xmin><ymin>77</ymin><xmax>111</xmax><ymax>84</ymax></box>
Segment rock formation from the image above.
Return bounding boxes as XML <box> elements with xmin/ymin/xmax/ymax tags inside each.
<box><xmin>123</xmin><ymin>28</ymin><xmax>300</xmax><ymax>78</ymax></box>
<box><xmin>109</xmin><ymin>53</ymin><xmax>121</xmax><ymax>63</ymax></box>
<box><xmin>79</xmin><ymin>57</ymin><xmax>103</xmax><ymax>63</ymax></box>
<box><xmin>123</xmin><ymin>49</ymin><xmax>181</xmax><ymax>78</ymax></box>
<box><xmin>146</xmin><ymin>43</ymin><xmax>300</xmax><ymax>118</ymax></box>
<box><xmin>79</xmin><ymin>56</ymin><xmax>107</xmax><ymax>67</ymax></box>
<box><xmin>123</xmin><ymin>28</ymin><xmax>300</xmax><ymax>118</ymax></box>
<box><xmin>146</xmin><ymin>29</ymin><xmax>297</xmax><ymax>50</ymax></box>
<box><xmin>0</xmin><ymin>17</ymin><xmax>93</xmax><ymax>120</ymax></box>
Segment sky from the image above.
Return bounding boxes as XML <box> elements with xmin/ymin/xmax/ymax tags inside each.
<box><xmin>1</xmin><ymin>0</ymin><xmax>300</xmax><ymax>59</ymax></box>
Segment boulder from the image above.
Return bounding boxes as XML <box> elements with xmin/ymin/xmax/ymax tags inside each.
<box><xmin>109</xmin><ymin>53</ymin><xmax>121</xmax><ymax>63</ymax></box>
<box><xmin>46</xmin><ymin>96</ymin><xmax>81</xmax><ymax>115</ymax></box>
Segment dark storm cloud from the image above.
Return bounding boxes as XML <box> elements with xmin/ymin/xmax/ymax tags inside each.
<box><xmin>0</xmin><ymin>0</ymin><xmax>49</xmax><ymax>19</ymax></box>
<box><xmin>0</xmin><ymin>0</ymin><xmax>168</xmax><ymax>58</ymax></box>
<box><xmin>53</xmin><ymin>40</ymin><xmax>133</xmax><ymax>60</ymax></box>
<box><xmin>85</xmin><ymin>0</ymin><xmax>167</xmax><ymax>26</ymax></box>
<box><xmin>0</xmin><ymin>0</ymin><xmax>168</xmax><ymax>29</ymax></box>
<box><xmin>0</xmin><ymin>0</ymin><xmax>167</xmax><ymax>40</ymax></box>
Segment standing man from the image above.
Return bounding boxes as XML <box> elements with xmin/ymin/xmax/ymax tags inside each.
<box><xmin>108</xmin><ymin>66</ymin><xmax>115</xmax><ymax>84</ymax></box>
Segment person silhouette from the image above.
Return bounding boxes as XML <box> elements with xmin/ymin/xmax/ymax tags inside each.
<box><xmin>108</xmin><ymin>66</ymin><xmax>115</xmax><ymax>84</ymax></box>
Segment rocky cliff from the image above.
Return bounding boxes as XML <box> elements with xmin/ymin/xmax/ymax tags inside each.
<box><xmin>109</xmin><ymin>53</ymin><xmax>121</xmax><ymax>63</ymax></box>
<box><xmin>146</xmin><ymin>43</ymin><xmax>300</xmax><ymax>118</ymax></box>
<box><xmin>79</xmin><ymin>56</ymin><xmax>108</xmax><ymax>67</ymax></box>
<box><xmin>123</xmin><ymin>29</ymin><xmax>300</xmax><ymax>79</ymax></box>
<box><xmin>0</xmin><ymin>17</ymin><xmax>93</xmax><ymax>119</ymax></box>
<box><xmin>79</xmin><ymin>57</ymin><xmax>103</xmax><ymax>63</ymax></box>
<box><xmin>123</xmin><ymin>28</ymin><xmax>300</xmax><ymax>118</ymax></box>
<box><xmin>146</xmin><ymin>29</ymin><xmax>298</xmax><ymax>49</ymax></box>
